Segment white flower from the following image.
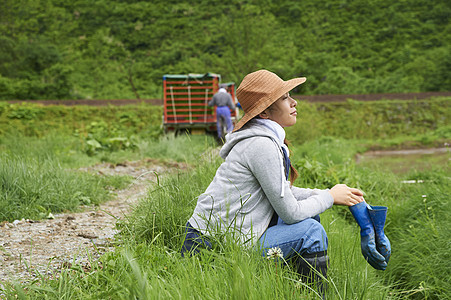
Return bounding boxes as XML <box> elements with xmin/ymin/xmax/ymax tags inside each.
<box><xmin>266</xmin><ymin>247</ymin><xmax>283</xmax><ymax>260</ymax></box>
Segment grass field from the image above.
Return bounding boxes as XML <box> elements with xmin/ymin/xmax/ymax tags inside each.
<box><xmin>0</xmin><ymin>98</ymin><xmax>450</xmax><ymax>299</ymax></box>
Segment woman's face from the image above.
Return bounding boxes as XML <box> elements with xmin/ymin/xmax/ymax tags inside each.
<box><xmin>260</xmin><ymin>93</ymin><xmax>297</xmax><ymax>127</ymax></box>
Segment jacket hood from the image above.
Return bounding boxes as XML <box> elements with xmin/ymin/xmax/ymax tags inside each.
<box><xmin>219</xmin><ymin>119</ymin><xmax>278</xmax><ymax>159</ymax></box>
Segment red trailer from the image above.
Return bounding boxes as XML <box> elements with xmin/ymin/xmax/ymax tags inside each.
<box><xmin>163</xmin><ymin>73</ymin><xmax>239</xmax><ymax>135</ymax></box>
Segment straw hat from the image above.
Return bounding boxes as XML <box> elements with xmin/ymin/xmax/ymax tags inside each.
<box><xmin>233</xmin><ymin>70</ymin><xmax>306</xmax><ymax>132</ymax></box>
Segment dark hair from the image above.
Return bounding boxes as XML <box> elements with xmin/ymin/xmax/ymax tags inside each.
<box><xmin>284</xmin><ymin>139</ymin><xmax>299</xmax><ymax>184</ymax></box>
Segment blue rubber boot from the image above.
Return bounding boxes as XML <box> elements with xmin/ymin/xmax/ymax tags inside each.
<box><xmin>368</xmin><ymin>205</ymin><xmax>391</xmax><ymax>263</ymax></box>
<box><xmin>349</xmin><ymin>202</ymin><xmax>387</xmax><ymax>270</ymax></box>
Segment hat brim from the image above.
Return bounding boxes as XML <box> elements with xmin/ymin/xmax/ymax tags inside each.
<box><xmin>233</xmin><ymin>77</ymin><xmax>306</xmax><ymax>132</ymax></box>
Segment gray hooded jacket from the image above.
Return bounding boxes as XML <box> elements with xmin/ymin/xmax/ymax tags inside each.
<box><xmin>188</xmin><ymin>120</ymin><xmax>334</xmax><ymax>244</ymax></box>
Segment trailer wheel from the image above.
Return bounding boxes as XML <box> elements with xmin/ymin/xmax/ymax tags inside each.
<box><xmin>175</xmin><ymin>128</ymin><xmax>190</xmax><ymax>136</ymax></box>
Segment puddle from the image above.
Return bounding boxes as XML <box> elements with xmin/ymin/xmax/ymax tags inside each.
<box><xmin>356</xmin><ymin>147</ymin><xmax>450</xmax><ymax>174</ymax></box>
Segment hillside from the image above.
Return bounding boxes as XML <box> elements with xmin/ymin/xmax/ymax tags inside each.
<box><xmin>0</xmin><ymin>0</ymin><xmax>450</xmax><ymax>100</ymax></box>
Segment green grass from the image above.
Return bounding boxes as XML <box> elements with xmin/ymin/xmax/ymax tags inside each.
<box><xmin>291</xmin><ymin>137</ymin><xmax>451</xmax><ymax>299</ymax></box>
<box><xmin>286</xmin><ymin>98</ymin><xmax>451</xmax><ymax>145</ymax></box>
<box><xmin>2</xmin><ymin>138</ymin><xmax>449</xmax><ymax>299</ymax></box>
<box><xmin>1</xmin><ymin>173</ymin><xmax>397</xmax><ymax>299</ymax></box>
<box><xmin>1</xmin><ymin>99</ymin><xmax>450</xmax><ymax>299</ymax></box>
<box><xmin>2</xmin><ymin>222</ymin><xmax>397</xmax><ymax>299</ymax></box>
<box><xmin>0</xmin><ymin>153</ymin><xmax>129</xmax><ymax>222</ymax></box>
<box><xmin>137</xmin><ymin>132</ymin><xmax>218</xmax><ymax>164</ymax></box>
<box><xmin>2</xmin><ymin>98</ymin><xmax>450</xmax><ymax>148</ymax></box>
<box><xmin>1</xmin><ymin>136</ymin><xmax>449</xmax><ymax>299</ymax></box>
<box><xmin>385</xmin><ymin>168</ymin><xmax>451</xmax><ymax>299</ymax></box>
<box><xmin>0</xmin><ymin>132</ymin><xmax>99</xmax><ymax>169</ymax></box>
<box><xmin>0</xmin><ymin>131</ymin><xmax>218</xmax><ymax>222</ymax></box>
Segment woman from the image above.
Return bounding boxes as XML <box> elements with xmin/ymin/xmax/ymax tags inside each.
<box><xmin>181</xmin><ymin>70</ymin><xmax>368</xmax><ymax>290</ymax></box>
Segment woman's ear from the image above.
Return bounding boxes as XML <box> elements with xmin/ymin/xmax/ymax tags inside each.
<box><xmin>259</xmin><ymin>110</ymin><xmax>270</xmax><ymax>119</ymax></box>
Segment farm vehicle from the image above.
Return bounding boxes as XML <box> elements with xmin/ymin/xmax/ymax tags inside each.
<box><xmin>162</xmin><ymin>73</ymin><xmax>239</xmax><ymax>137</ymax></box>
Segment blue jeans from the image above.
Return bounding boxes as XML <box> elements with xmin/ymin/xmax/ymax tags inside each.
<box><xmin>258</xmin><ymin>216</ymin><xmax>328</xmax><ymax>259</ymax></box>
<box><xmin>181</xmin><ymin>216</ymin><xmax>327</xmax><ymax>259</ymax></box>
<box><xmin>216</xmin><ymin>106</ymin><xmax>233</xmax><ymax>138</ymax></box>
<box><xmin>181</xmin><ymin>222</ymin><xmax>212</xmax><ymax>257</ymax></box>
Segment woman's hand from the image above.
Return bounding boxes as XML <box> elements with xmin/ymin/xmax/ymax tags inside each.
<box><xmin>329</xmin><ymin>184</ymin><xmax>364</xmax><ymax>206</ymax></box>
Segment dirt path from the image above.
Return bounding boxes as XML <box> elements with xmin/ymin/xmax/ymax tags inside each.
<box><xmin>0</xmin><ymin>159</ymin><xmax>185</xmax><ymax>287</ymax></box>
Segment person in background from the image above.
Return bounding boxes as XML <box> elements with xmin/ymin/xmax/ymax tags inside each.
<box><xmin>182</xmin><ymin>70</ymin><xmax>388</xmax><ymax>297</ymax></box>
<box><xmin>208</xmin><ymin>84</ymin><xmax>236</xmax><ymax>140</ymax></box>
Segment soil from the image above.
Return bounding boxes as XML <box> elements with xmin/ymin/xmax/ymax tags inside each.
<box><xmin>0</xmin><ymin>159</ymin><xmax>187</xmax><ymax>288</ymax></box>
<box><xmin>356</xmin><ymin>147</ymin><xmax>450</xmax><ymax>174</ymax></box>
<box><xmin>358</xmin><ymin>147</ymin><xmax>450</xmax><ymax>157</ymax></box>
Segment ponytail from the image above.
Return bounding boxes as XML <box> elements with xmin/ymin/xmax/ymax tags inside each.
<box><xmin>284</xmin><ymin>139</ymin><xmax>299</xmax><ymax>184</ymax></box>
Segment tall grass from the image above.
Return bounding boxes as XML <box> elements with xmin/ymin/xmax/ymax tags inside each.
<box><xmin>292</xmin><ymin>137</ymin><xmax>451</xmax><ymax>299</ymax></box>
<box><xmin>1</xmin><ymin>119</ymin><xmax>449</xmax><ymax>298</ymax></box>
<box><xmin>3</xmin><ymin>155</ymin><xmax>397</xmax><ymax>299</ymax></box>
<box><xmin>286</xmin><ymin>98</ymin><xmax>451</xmax><ymax>144</ymax></box>
<box><xmin>385</xmin><ymin>168</ymin><xmax>451</xmax><ymax>299</ymax></box>
<box><xmin>0</xmin><ymin>130</ymin><xmax>217</xmax><ymax>223</ymax></box>
<box><xmin>3</xmin><ymin>232</ymin><xmax>396</xmax><ymax>299</ymax></box>
<box><xmin>138</xmin><ymin>132</ymin><xmax>218</xmax><ymax>164</ymax></box>
<box><xmin>0</xmin><ymin>132</ymin><xmax>98</xmax><ymax>168</ymax></box>
<box><xmin>0</xmin><ymin>153</ymin><xmax>128</xmax><ymax>222</ymax></box>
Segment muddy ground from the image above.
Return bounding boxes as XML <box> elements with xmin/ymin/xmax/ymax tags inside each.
<box><xmin>0</xmin><ymin>159</ymin><xmax>186</xmax><ymax>288</ymax></box>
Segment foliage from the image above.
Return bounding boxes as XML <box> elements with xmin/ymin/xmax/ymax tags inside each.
<box><xmin>83</xmin><ymin>120</ymin><xmax>139</xmax><ymax>156</ymax></box>
<box><xmin>1</xmin><ymin>98</ymin><xmax>449</xmax><ymax>149</ymax></box>
<box><xmin>0</xmin><ymin>0</ymin><xmax>450</xmax><ymax>100</ymax></box>
<box><xmin>0</xmin><ymin>102</ymin><xmax>163</xmax><ymax>139</ymax></box>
